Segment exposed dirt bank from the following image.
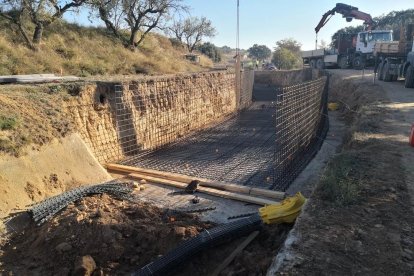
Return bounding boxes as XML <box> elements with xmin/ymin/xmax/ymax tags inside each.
<box><xmin>0</xmin><ymin>133</ymin><xmax>110</xmax><ymax>219</ymax></box>
<box><xmin>272</xmin><ymin>71</ymin><xmax>414</xmax><ymax>275</ymax></box>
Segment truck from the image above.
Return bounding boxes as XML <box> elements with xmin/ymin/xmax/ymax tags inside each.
<box><xmin>374</xmin><ymin>24</ymin><xmax>414</xmax><ymax>88</ymax></box>
<box><xmin>302</xmin><ymin>30</ymin><xmax>393</xmax><ymax>69</ymax></box>
<box><xmin>302</xmin><ymin>3</ymin><xmax>393</xmax><ymax>69</ymax></box>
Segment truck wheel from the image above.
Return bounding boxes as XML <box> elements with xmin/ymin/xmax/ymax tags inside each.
<box><xmin>405</xmin><ymin>65</ymin><xmax>414</xmax><ymax>88</ymax></box>
<box><xmin>383</xmin><ymin>62</ymin><xmax>392</xmax><ymax>82</ymax></box>
<box><xmin>378</xmin><ymin>62</ymin><xmax>384</xmax><ymax>81</ymax></box>
<box><xmin>339</xmin><ymin>57</ymin><xmax>348</xmax><ymax>69</ymax></box>
<box><xmin>353</xmin><ymin>56</ymin><xmax>363</xmax><ymax>70</ymax></box>
<box><xmin>316</xmin><ymin>59</ymin><xmax>324</xmax><ymax>70</ymax></box>
<box><xmin>310</xmin><ymin>59</ymin><xmax>316</xmax><ymax>68</ymax></box>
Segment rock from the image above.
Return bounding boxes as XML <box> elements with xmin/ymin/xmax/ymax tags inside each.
<box><xmin>185</xmin><ymin>226</ymin><xmax>198</xmax><ymax>237</ymax></box>
<box><xmin>96</xmin><ymin>209</ymin><xmax>105</xmax><ymax>218</ymax></box>
<box><xmin>174</xmin><ymin>226</ymin><xmax>186</xmax><ymax>237</ymax></box>
<box><xmin>374</xmin><ymin>224</ymin><xmax>383</xmax><ymax>228</ymax></box>
<box><xmin>139</xmin><ymin>179</ymin><xmax>147</xmax><ymax>184</ymax></box>
<box><xmin>139</xmin><ymin>184</ymin><xmax>146</xmax><ymax>191</ymax></box>
<box><xmin>132</xmin><ymin>182</ymin><xmax>140</xmax><ymax>189</ymax></box>
<box><xmin>55</xmin><ymin>242</ymin><xmax>72</xmax><ymax>253</ymax></box>
<box><xmin>73</xmin><ymin>255</ymin><xmax>96</xmax><ymax>276</ymax></box>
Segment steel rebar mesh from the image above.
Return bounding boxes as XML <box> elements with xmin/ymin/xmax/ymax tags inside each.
<box><xmin>28</xmin><ymin>180</ymin><xmax>134</xmax><ymax>225</ymax></box>
<box><xmin>272</xmin><ymin>76</ymin><xmax>329</xmax><ymax>191</ymax></box>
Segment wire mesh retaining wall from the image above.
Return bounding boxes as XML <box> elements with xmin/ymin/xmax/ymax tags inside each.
<box><xmin>66</xmin><ymin>71</ymin><xmax>254</xmax><ymax>164</ymax></box>
<box><xmin>272</xmin><ymin>75</ymin><xmax>329</xmax><ymax>191</ymax></box>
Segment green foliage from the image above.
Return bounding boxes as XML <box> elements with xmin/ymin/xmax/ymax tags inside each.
<box><xmin>271</xmin><ymin>38</ymin><xmax>302</xmax><ymax>70</ymax></box>
<box><xmin>275</xmin><ymin>38</ymin><xmax>302</xmax><ymax>54</ymax></box>
<box><xmin>0</xmin><ymin>115</ymin><xmax>19</xmax><ymax>130</ymax></box>
<box><xmin>375</xmin><ymin>9</ymin><xmax>414</xmax><ymax>41</ymax></box>
<box><xmin>197</xmin><ymin>42</ymin><xmax>222</xmax><ymax>62</ymax></box>
<box><xmin>247</xmin><ymin>44</ymin><xmax>271</xmax><ymax>61</ymax></box>
<box><xmin>330</xmin><ymin>9</ymin><xmax>414</xmax><ymax>47</ymax></box>
<box><xmin>317</xmin><ymin>153</ymin><xmax>361</xmax><ymax>206</ymax></box>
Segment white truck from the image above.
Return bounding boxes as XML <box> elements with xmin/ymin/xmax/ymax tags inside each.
<box><xmin>302</xmin><ymin>30</ymin><xmax>393</xmax><ymax>69</ymax></box>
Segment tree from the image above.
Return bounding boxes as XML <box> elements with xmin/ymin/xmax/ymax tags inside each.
<box><xmin>93</xmin><ymin>0</ymin><xmax>186</xmax><ymax>50</ymax></box>
<box><xmin>167</xmin><ymin>16</ymin><xmax>216</xmax><ymax>52</ymax></box>
<box><xmin>198</xmin><ymin>42</ymin><xmax>221</xmax><ymax>62</ymax></box>
<box><xmin>275</xmin><ymin>38</ymin><xmax>302</xmax><ymax>54</ymax></box>
<box><xmin>330</xmin><ymin>25</ymin><xmax>364</xmax><ymax>48</ymax></box>
<box><xmin>0</xmin><ymin>0</ymin><xmax>86</xmax><ymax>50</ymax></box>
<box><xmin>272</xmin><ymin>38</ymin><xmax>302</xmax><ymax>70</ymax></box>
<box><xmin>374</xmin><ymin>9</ymin><xmax>414</xmax><ymax>41</ymax></box>
<box><xmin>247</xmin><ymin>44</ymin><xmax>271</xmax><ymax>61</ymax></box>
<box><xmin>318</xmin><ymin>39</ymin><xmax>328</xmax><ymax>49</ymax></box>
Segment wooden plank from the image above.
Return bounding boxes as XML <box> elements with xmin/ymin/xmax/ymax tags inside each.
<box><xmin>211</xmin><ymin>231</ymin><xmax>260</xmax><ymax>276</ymax></box>
<box><xmin>106</xmin><ymin>163</ymin><xmax>285</xmax><ymax>200</ymax></box>
<box><xmin>128</xmin><ymin>173</ymin><xmax>278</xmax><ymax>206</ymax></box>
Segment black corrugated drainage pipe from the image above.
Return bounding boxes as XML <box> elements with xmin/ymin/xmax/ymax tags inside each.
<box><xmin>133</xmin><ymin>213</ymin><xmax>263</xmax><ymax>276</ymax></box>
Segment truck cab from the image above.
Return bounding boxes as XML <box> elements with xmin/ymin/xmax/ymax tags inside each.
<box><xmin>352</xmin><ymin>30</ymin><xmax>393</xmax><ymax>68</ymax></box>
<box><xmin>356</xmin><ymin>30</ymin><xmax>393</xmax><ymax>54</ymax></box>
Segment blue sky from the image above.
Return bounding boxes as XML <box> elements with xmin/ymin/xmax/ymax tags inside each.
<box><xmin>65</xmin><ymin>0</ymin><xmax>414</xmax><ymax>51</ymax></box>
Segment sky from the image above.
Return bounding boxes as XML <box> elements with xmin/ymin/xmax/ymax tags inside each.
<box><xmin>65</xmin><ymin>0</ymin><xmax>414</xmax><ymax>51</ymax></box>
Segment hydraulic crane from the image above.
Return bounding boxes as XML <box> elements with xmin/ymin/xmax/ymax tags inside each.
<box><xmin>315</xmin><ymin>3</ymin><xmax>374</xmax><ymax>49</ymax></box>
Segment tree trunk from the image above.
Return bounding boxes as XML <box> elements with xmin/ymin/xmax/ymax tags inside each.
<box><xmin>32</xmin><ymin>24</ymin><xmax>43</xmax><ymax>49</ymax></box>
<box><xmin>129</xmin><ymin>29</ymin><xmax>138</xmax><ymax>50</ymax></box>
<box><xmin>17</xmin><ymin>23</ymin><xmax>35</xmax><ymax>50</ymax></box>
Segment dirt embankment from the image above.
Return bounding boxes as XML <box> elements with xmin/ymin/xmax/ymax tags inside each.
<box><xmin>1</xmin><ymin>193</ymin><xmax>290</xmax><ymax>276</ymax></box>
<box><xmin>0</xmin><ymin>84</ymin><xmax>111</xmax><ymax>219</ymax></box>
<box><xmin>274</xmin><ymin>74</ymin><xmax>414</xmax><ymax>275</ymax></box>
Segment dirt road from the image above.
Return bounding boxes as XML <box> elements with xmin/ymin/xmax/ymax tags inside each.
<box><xmin>336</xmin><ymin>69</ymin><xmax>414</xmax><ymax>207</ymax></box>
<box><xmin>272</xmin><ymin>69</ymin><xmax>414</xmax><ymax>275</ymax></box>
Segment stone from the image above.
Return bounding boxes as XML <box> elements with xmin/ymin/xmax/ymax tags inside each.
<box><xmin>73</xmin><ymin>255</ymin><xmax>96</xmax><ymax>276</ymax></box>
<box><xmin>174</xmin><ymin>226</ymin><xmax>186</xmax><ymax>237</ymax></box>
<box><xmin>55</xmin><ymin>242</ymin><xmax>72</xmax><ymax>253</ymax></box>
<box><xmin>374</xmin><ymin>224</ymin><xmax>383</xmax><ymax>228</ymax></box>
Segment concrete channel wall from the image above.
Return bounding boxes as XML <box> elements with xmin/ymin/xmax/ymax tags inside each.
<box><xmin>255</xmin><ymin>68</ymin><xmax>322</xmax><ymax>86</ymax></box>
<box><xmin>66</xmin><ymin>70</ymin><xmax>255</xmax><ymax>163</ymax></box>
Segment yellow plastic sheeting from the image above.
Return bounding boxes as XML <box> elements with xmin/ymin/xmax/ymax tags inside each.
<box><xmin>259</xmin><ymin>192</ymin><xmax>306</xmax><ymax>225</ymax></box>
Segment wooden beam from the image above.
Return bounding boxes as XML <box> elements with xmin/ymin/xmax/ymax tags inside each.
<box><xmin>106</xmin><ymin>163</ymin><xmax>285</xmax><ymax>200</ymax></box>
<box><xmin>128</xmin><ymin>173</ymin><xmax>278</xmax><ymax>206</ymax></box>
<box><xmin>211</xmin><ymin>230</ymin><xmax>260</xmax><ymax>276</ymax></box>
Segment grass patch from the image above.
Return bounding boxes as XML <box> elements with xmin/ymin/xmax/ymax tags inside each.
<box><xmin>317</xmin><ymin>153</ymin><xmax>362</xmax><ymax>206</ymax></box>
<box><xmin>0</xmin><ymin>115</ymin><xmax>19</xmax><ymax>130</ymax></box>
<box><xmin>0</xmin><ymin>18</ymin><xmax>211</xmax><ymax>76</ymax></box>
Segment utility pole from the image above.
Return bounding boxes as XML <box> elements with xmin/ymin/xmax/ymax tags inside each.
<box><xmin>235</xmin><ymin>0</ymin><xmax>241</xmax><ymax>108</ymax></box>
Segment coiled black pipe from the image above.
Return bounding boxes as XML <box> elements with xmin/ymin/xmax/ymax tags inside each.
<box><xmin>133</xmin><ymin>214</ymin><xmax>263</xmax><ymax>276</ymax></box>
